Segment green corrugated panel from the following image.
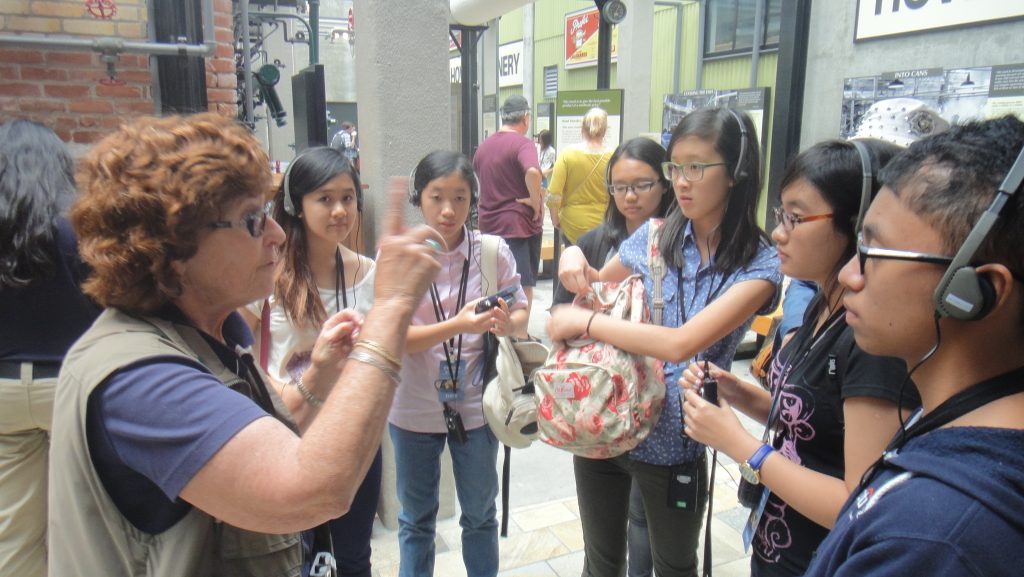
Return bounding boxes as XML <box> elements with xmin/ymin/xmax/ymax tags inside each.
<box><xmin>499</xmin><ymin>6</ymin><xmax>524</xmax><ymax>42</ymax></box>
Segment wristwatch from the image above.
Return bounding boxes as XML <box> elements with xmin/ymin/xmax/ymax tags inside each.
<box><xmin>739</xmin><ymin>444</ymin><xmax>774</xmax><ymax>485</ymax></box>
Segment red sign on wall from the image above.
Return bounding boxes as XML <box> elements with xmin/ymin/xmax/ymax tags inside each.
<box><xmin>564</xmin><ymin>6</ymin><xmax>618</xmax><ymax>70</ymax></box>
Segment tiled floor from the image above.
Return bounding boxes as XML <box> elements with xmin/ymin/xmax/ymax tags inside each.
<box><xmin>369</xmin><ymin>465</ymin><xmax>759</xmax><ymax>577</ymax></box>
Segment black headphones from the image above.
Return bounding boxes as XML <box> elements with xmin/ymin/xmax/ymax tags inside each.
<box><xmin>282</xmin><ymin>149</ymin><xmax>362</xmax><ymax>216</ymax></box>
<box><xmin>407</xmin><ymin>160</ymin><xmax>480</xmax><ymax>208</ymax></box>
<box><xmin>724</xmin><ymin>108</ymin><xmax>750</xmax><ymax>183</ymax></box>
<box><xmin>933</xmin><ymin>145</ymin><xmax>1024</xmax><ymax>321</ymax></box>
<box><xmin>849</xmin><ymin>139</ymin><xmax>873</xmax><ymax>233</ymax></box>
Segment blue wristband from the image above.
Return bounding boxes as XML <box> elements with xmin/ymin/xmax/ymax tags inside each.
<box><xmin>747</xmin><ymin>444</ymin><xmax>775</xmax><ymax>471</ymax></box>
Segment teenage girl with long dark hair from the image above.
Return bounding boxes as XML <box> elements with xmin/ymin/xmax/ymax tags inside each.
<box><xmin>243</xmin><ymin>147</ymin><xmax>378</xmax><ymax>577</ymax></box>
<box><xmin>551</xmin><ymin>108</ymin><xmax>782</xmax><ymax>577</ymax></box>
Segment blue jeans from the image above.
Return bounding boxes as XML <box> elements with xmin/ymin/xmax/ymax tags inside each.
<box><xmin>389</xmin><ymin>423</ymin><xmax>500</xmax><ymax>577</ymax></box>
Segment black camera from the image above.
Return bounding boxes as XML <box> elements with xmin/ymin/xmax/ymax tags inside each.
<box><xmin>475</xmin><ymin>286</ymin><xmax>518</xmax><ymax>313</ymax></box>
<box><xmin>737</xmin><ymin>477</ymin><xmax>763</xmax><ymax>509</ymax></box>
<box><xmin>443</xmin><ymin>405</ymin><xmax>468</xmax><ymax>444</ymax></box>
<box><xmin>700</xmin><ymin>360</ymin><xmax>718</xmax><ymax>406</ymax></box>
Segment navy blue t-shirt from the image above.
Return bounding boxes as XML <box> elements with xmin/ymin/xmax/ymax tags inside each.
<box><xmin>0</xmin><ymin>218</ymin><xmax>100</xmax><ymax>362</ymax></box>
<box><xmin>86</xmin><ymin>310</ymin><xmax>270</xmax><ymax>533</ymax></box>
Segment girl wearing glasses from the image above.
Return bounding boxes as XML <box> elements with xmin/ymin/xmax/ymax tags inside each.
<box><xmin>551</xmin><ymin>107</ymin><xmax>782</xmax><ymax>577</ymax></box>
<box><xmin>242</xmin><ymin>146</ymin><xmax>380</xmax><ymax>577</ymax></box>
<box><xmin>679</xmin><ymin>138</ymin><xmax>918</xmax><ymax>577</ymax></box>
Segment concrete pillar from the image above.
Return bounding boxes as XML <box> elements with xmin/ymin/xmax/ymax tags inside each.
<box><xmin>353</xmin><ymin>0</ymin><xmax>457</xmax><ymax>530</ymax></box>
<box><xmin>617</xmin><ymin>0</ymin><xmax>655</xmax><ymax>138</ymax></box>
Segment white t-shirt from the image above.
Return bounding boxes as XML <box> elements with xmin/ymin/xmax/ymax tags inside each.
<box><xmin>249</xmin><ymin>260</ymin><xmax>375</xmax><ymax>384</ymax></box>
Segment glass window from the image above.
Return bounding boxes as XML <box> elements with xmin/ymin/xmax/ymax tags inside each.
<box><xmin>704</xmin><ymin>0</ymin><xmax>781</xmax><ymax>56</ymax></box>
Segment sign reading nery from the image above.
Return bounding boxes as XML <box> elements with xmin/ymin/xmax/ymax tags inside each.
<box><xmin>856</xmin><ymin>0</ymin><xmax>1024</xmax><ymax>41</ymax></box>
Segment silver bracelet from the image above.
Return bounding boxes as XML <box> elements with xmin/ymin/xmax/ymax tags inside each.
<box><xmin>348</xmin><ymin>349</ymin><xmax>401</xmax><ymax>386</ymax></box>
<box><xmin>292</xmin><ymin>375</ymin><xmax>325</xmax><ymax>408</ymax></box>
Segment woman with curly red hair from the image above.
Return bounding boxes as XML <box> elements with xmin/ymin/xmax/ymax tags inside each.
<box><xmin>50</xmin><ymin>112</ymin><xmax>443</xmax><ymax>577</ymax></box>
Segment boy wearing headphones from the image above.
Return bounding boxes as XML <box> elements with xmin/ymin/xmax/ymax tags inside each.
<box><xmin>803</xmin><ymin>116</ymin><xmax>1024</xmax><ymax>576</ymax></box>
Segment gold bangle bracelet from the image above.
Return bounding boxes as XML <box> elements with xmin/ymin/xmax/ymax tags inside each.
<box><xmin>293</xmin><ymin>375</ymin><xmax>325</xmax><ymax>408</ymax></box>
<box><xmin>348</xmin><ymin>349</ymin><xmax>401</xmax><ymax>386</ymax></box>
<box><xmin>354</xmin><ymin>339</ymin><xmax>401</xmax><ymax>369</ymax></box>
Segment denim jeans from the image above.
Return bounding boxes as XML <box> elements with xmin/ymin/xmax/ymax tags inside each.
<box><xmin>389</xmin><ymin>423</ymin><xmax>500</xmax><ymax>577</ymax></box>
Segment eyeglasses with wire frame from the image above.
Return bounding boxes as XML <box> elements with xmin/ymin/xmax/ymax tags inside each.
<box><xmin>661</xmin><ymin>161</ymin><xmax>727</xmax><ymax>182</ymax></box>
<box><xmin>607</xmin><ymin>181</ymin><xmax>659</xmax><ymax>196</ymax></box>
<box><xmin>207</xmin><ymin>201</ymin><xmax>275</xmax><ymax>238</ymax></box>
<box><xmin>855</xmin><ymin>232</ymin><xmax>953</xmax><ymax>275</ymax></box>
<box><xmin>772</xmin><ymin>206</ymin><xmax>834</xmax><ymax>231</ymax></box>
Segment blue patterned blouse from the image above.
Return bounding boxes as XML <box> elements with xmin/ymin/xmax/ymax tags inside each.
<box><xmin>618</xmin><ymin>219</ymin><xmax>781</xmax><ymax>466</ymax></box>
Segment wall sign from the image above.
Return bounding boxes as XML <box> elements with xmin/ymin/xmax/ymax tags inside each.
<box><xmin>564</xmin><ymin>6</ymin><xmax>619</xmax><ymax>70</ymax></box>
<box><xmin>856</xmin><ymin>0</ymin><xmax>1024</xmax><ymax>41</ymax></box>
<box><xmin>450</xmin><ymin>40</ymin><xmax>523</xmax><ymax>88</ymax></box>
<box><xmin>555</xmin><ymin>89</ymin><xmax>623</xmax><ymax>148</ymax></box>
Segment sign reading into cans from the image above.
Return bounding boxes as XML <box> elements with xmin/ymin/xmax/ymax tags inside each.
<box><xmin>450</xmin><ymin>40</ymin><xmax>523</xmax><ymax>87</ymax></box>
<box><xmin>564</xmin><ymin>6</ymin><xmax>618</xmax><ymax>70</ymax></box>
<box><xmin>855</xmin><ymin>0</ymin><xmax>1024</xmax><ymax>41</ymax></box>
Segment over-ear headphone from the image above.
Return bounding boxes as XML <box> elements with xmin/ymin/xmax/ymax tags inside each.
<box><xmin>282</xmin><ymin>149</ymin><xmax>362</xmax><ymax>216</ymax></box>
<box><xmin>849</xmin><ymin>139</ymin><xmax>873</xmax><ymax>233</ymax></box>
<box><xmin>725</xmin><ymin>108</ymin><xmax>749</xmax><ymax>183</ymax></box>
<box><xmin>282</xmin><ymin>152</ymin><xmax>304</xmax><ymax>216</ymax></box>
<box><xmin>933</xmin><ymin>145</ymin><xmax>1024</xmax><ymax>321</ymax></box>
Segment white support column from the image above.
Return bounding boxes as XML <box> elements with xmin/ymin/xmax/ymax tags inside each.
<box><xmin>616</xmin><ymin>0</ymin><xmax>656</xmax><ymax>138</ymax></box>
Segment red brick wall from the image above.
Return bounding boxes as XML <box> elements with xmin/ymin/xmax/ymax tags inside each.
<box><xmin>0</xmin><ymin>0</ymin><xmax>236</xmax><ymax>144</ymax></box>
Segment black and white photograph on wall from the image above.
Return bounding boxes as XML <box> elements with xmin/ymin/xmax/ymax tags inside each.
<box><xmin>840</xmin><ymin>64</ymin><xmax>1024</xmax><ymax>146</ymax></box>
<box><xmin>661</xmin><ymin>88</ymin><xmax>769</xmax><ymax>150</ymax></box>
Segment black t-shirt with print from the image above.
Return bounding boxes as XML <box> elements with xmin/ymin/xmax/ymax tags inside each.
<box><xmin>751</xmin><ymin>301</ymin><xmax>919</xmax><ymax>577</ymax></box>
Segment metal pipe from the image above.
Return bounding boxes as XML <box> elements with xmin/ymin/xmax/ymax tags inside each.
<box><xmin>750</xmin><ymin>0</ymin><xmax>764</xmax><ymax>87</ymax></box>
<box><xmin>696</xmin><ymin>0</ymin><xmax>705</xmax><ymax>89</ymax></box>
<box><xmin>654</xmin><ymin>1</ymin><xmax>691</xmax><ymax>95</ymax></box>
<box><xmin>0</xmin><ymin>33</ymin><xmax>214</xmax><ymax>56</ymax></box>
<box><xmin>309</xmin><ymin>0</ymin><xmax>320</xmax><ymax>64</ymax></box>
<box><xmin>0</xmin><ymin>0</ymin><xmax>217</xmax><ymax>56</ymax></box>
<box><xmin>241</xmin><ymin>0</ymin><xmax>255</xmax><ymax>127</ymax></box>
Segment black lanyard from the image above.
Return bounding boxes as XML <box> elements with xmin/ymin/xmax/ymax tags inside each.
<box><xmin>676</xmin><ymin>255</ymin><xmax>726</xmax><ymax>328</ymax></box>
<box><xmin>429</xmin><ymin>256</ymin><xmax>471</xmax><ymax>389</ymax></box>
<box><xmin>335</xmin><ymin>246</ymin><xmax>349</xmax><ymax>311</ymax></box>
<box><xmin>763</xmin><ymin>301</ymin><xmax>847</xmax><ymax>442</ymax></box>
<box><xmin>860</xmin><ymin>364</ymin><xmax>1024</xmax><ymax>488</ymax></box>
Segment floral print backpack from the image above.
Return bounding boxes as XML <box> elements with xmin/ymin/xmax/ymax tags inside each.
<box><xmin>533</xmin><ymin>220</ymin><xmax>667</xmax><ymax>459</ymax></box>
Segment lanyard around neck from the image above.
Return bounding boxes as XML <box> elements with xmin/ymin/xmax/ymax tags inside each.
<box><xmin>429</xmin><ymin>255</ymin><xmax>471</xmax><ymax>388</ymax></box>
<box><xmin>762</xmin><ymin>304</ymin><xmax>847</xmax><ymax>442</ymax></box>
<box><xmin>335</xmin><ymin>246</ymin><xmax>349</xmax><ymax>311</ymax></box>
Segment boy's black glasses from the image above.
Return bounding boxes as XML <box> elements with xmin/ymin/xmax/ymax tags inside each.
<box><xmin>855</xmin><ymin>232</ymin><xmax>953</xmax><ymax>274</ymax></box>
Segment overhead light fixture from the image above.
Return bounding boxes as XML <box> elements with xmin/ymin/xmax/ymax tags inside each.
<box><xmin>887</xmin><ymin>78</ymin><xmax>904</xmax><ymax>89</ymax></box>
<box><xmin>961</xmin><ymin>73</ymin><xmax>975</xmax><ymax>87</ymax></box>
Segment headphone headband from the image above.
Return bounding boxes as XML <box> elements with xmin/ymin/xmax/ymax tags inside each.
<box><xmin>934</xmin><ymin>144</ymin><xmax>1024</xmax><ymax>320</ymax></box>
<box><xmin>849</xmin><ymin>139</ymin><xmax>873</xmax><ymax>234</ymax></box>
<box><xmin>724</xmin><ymin>108</ymin><xmax>749</xmax><ymax>182</ymax></box>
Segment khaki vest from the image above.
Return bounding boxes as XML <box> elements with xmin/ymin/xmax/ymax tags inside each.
<box><xmin>50</xmin><ymin>308</ymin><xmax>304</xmax><ymax>577</ymax></box>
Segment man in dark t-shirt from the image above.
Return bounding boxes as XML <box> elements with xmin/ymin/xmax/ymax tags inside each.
<box><xmin>473</xmin><ymin>95</ymin><xmax>544</xmax><ymax>322</ymax></box>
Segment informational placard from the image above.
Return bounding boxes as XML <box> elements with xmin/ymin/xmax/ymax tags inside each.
<box><xmin>661</xmin><ymin>88</ymin><xmax>770</xmax><ymax>152</ymax></box>
<box><xmin>555</xmin><ymin>89</ymin><xmax>623</xmax><ymax>148</ymax></box>
<box><xmin>839</xmin><ymin>63</ymin><xmax>1024</xmax><ymax>140</ymax></box>
<box><xmin>564</xmin><ymin>6</ymin><xmax>619</xmax><ymax>70</ymax></box>
<box><xmin>482</xmin><ymin>94</ymin><xmax>497</xmax><ymax>138</ymax></box>
<box><xmin>855</xmin><ymin>0</ymin><xmax>1024</xmax><ymax>41</ymax></box>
